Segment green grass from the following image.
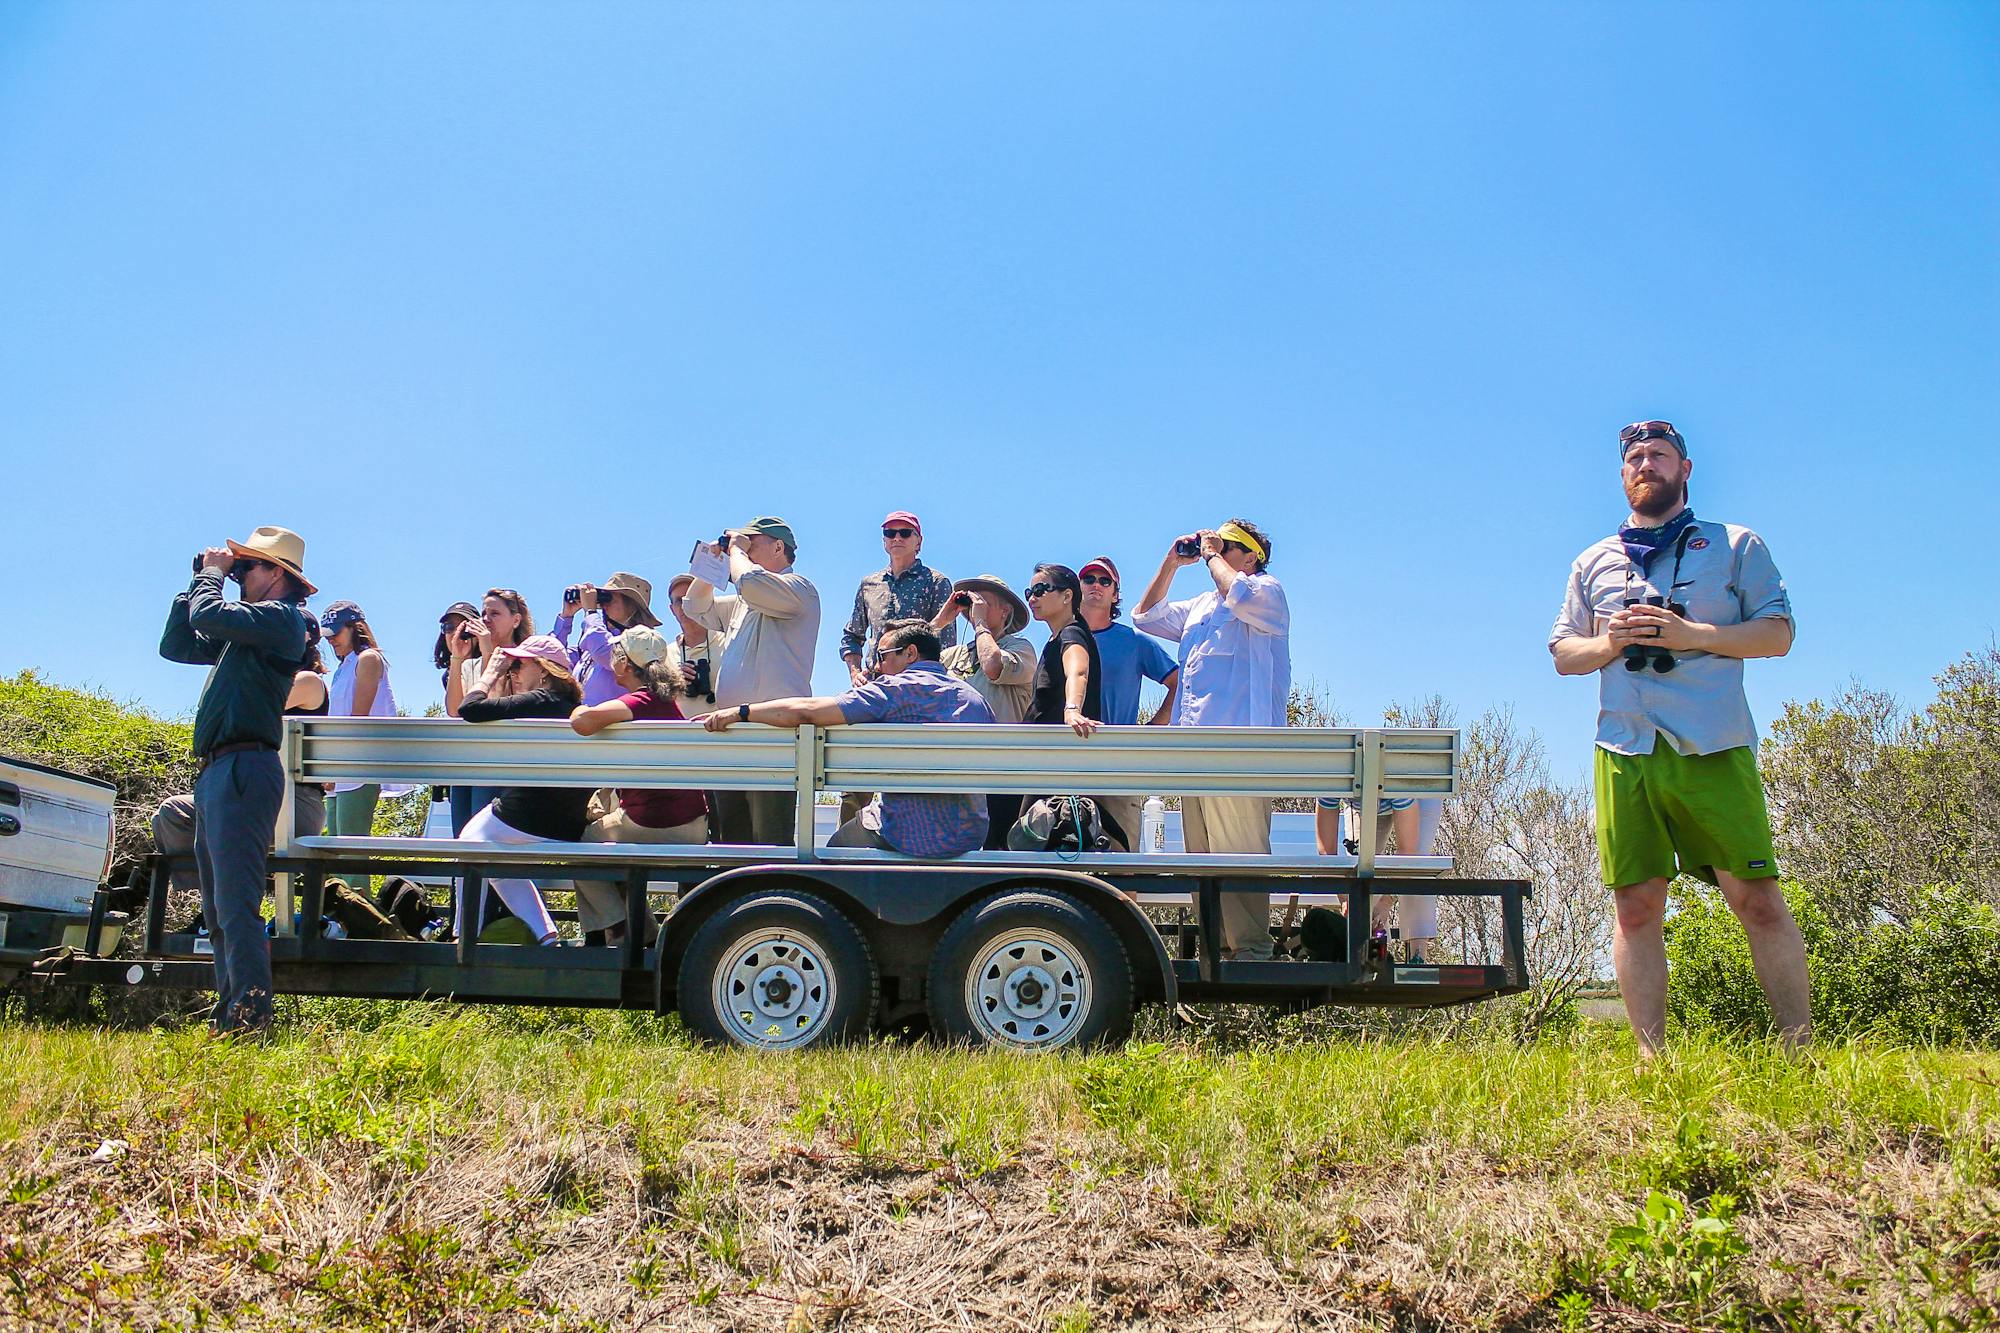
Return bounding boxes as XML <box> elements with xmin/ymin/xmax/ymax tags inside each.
<box><xmin>0</xmin><ymin>1008</ymin><xmax>1995</xmax><ymax>1330</ymax></box>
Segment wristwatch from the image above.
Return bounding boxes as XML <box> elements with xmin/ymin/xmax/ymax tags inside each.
<box><xmin>738</xmin><ymin>704</ymin><xmax>751</xmax><ymax>722</ymax></box>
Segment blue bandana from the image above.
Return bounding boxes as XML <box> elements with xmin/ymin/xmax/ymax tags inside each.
<box><xmin>1618</xmin><ymin>508</ymin><xmax>1697</xmax><ymax>575</ymax></box>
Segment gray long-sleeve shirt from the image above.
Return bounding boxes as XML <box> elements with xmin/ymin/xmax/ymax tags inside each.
<box><xmin>683</xmin><ymin>556</ymin><xmax>821</xmax><ymax>710</ymax></box>
<box><xmin>159</xmin><ymin>570</ymin><xmax>311</xmax><ymax>758</ymax></box>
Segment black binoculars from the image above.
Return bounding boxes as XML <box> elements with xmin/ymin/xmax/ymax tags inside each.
<box><xmin>563</xmin><ymin>585</ymin><xmax>584</xmax><ymax>605</ymax></box>
<box><xmin>1174</xmin><ymin>537</ymin><xmax>1202</xmax><ymax>558</ymax></box>
<box><xmin>951</xmin><ymin>590</ymin><xmax>973</xmax><ymax>608</ymax></box>
<box><xmin>1622</xmin><ymin>595</ymin><xmax>1688</xmax><ymax>673</ymax></box>
<box><xmin>683</xmin><ymin>655</ymin><xmax>715</xmax><ymax>703</ymax></box>
<box><xmin>192</xmin><ymin>553</ymin><xmax>239</xmax><ymax>577</ymax></box>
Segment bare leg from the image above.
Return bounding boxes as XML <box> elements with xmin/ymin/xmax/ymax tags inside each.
<box><xmin>1612</xmin><ymin>877</ymin><xmax>1671</xmax><ymax>1055</ymax></box>
<box><xmin>1313</xmin><ymin>803</ymin><xmax>1342</xmax><ymax>857</ymax></box>
<box><xmin>1715</xmin><ymin>871</ymin><xmax>1812</xmax><ymax>1048</ymax></box>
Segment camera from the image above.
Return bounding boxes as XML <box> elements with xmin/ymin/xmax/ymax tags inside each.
<box><xmin>1621</xmin><ymin>595</ymin><xmax>1688</xmax><ymax>674</ymax></box>
<box><xmin>1173</xmin><ymin>537</ymin><xmax>1202</xmax><ymax>559</ymax></box>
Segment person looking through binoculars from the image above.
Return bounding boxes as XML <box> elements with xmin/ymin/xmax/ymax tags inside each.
<box><xmin>551</xmin><ymin>572</ymin><xmax>664</xmax><ymax>707</ymax></box>
<box><xmin>1550</xmin><ymin>419</ymin><xmax>1808</xmax><ymax>1054</ymax></box>
<box><xmin>158</xmin><ymin>526</ymin><xmax>320</xmax><ymax>1035</ymax></box>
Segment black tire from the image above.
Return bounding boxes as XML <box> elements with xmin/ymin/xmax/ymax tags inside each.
<box><xmin>927</xmin><ymin>889</ymin><xmax>1133</xmax><ymax>1051</ymax></box>
<box><xmin>677</xmin><ymin>890</ymin><xmax>877</xmax><ymax>1050</ymax></box>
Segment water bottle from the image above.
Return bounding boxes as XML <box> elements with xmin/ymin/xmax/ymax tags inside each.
<box><xmin>1140</xmin><ymin>796</ymin><xmax>1166</xmax><ymax>854</ymax></box>
<box><xmin>417</xmin><ymin>918</ymin><xmax>451</xmax><ymax>942</ymax></box>
<box><xmin>320</xmin><ymin>916</ymin><xmax>347</xmax><ymax>941</ymax></box>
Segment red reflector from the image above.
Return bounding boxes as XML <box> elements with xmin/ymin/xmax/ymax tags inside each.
<box><xmin>1439</xmin><ymin>966</ymin><xmax>1487</xmax><ymax>985</ymax></box>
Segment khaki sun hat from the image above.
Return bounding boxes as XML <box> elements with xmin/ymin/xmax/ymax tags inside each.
<box><xmin>953</xmin><ymin>574</ymin><xmax>1030</xmax><ymax>636</ymax></box>
<box><xmin>598</xmin><ymin>572</ymin><xmax>662</xmax><ymax>628</ymax></box>
<box><xmin>614</xmin><ymin>624</ymin><xmax>671</xmax><ymax>668</ymax></box>
<box><xmin>226</xmin><ymin>526</ymin><xmax>316</xmax><ymax>595</ymax></box>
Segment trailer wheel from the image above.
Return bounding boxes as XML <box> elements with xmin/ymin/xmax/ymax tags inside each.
<box><xmin>679</xmin><ymin>891</ymin><xmax>876</xmax><ymax>1050</ymax></box>
<box><xmin>928</xmin><ymin>890</ymin><xmax>1132</xmax><ymax>1051</ymax></box>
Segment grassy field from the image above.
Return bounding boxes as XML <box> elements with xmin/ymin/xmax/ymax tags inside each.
<box><xmin>0</xmin><ymin>1005</ymin><xmax>1995</xmax><ymax>1331</ymax></box>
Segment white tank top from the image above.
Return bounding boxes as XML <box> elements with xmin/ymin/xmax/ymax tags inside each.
<box><xmin>329</xmin><ymin>650</ymin><xmax>413</xmax><ymax>795</ymax></box>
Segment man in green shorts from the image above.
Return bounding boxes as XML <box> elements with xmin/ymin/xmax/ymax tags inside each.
<box><xmin>1550</xmin><ymin>420</ymin><xmax>1809</xmax><ymax>1053</ymax></box>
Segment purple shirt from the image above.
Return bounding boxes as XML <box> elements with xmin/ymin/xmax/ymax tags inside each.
<box><xmin>551</xmin><ymin>610</ymin><xmax>627</xmax><ymax>707</ymax></box>
<box><xmin>834</xmin><ymin>660</ymin><xmax>994</xmax><ymax>857</ymax></box>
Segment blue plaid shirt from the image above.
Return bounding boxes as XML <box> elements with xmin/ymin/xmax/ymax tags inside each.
<box><xmin>835</xmin><ymin>660</ymin><xmax>994</xmax><ymax>856</ymax></box>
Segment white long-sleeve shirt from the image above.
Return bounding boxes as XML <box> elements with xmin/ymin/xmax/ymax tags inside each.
<box><xmin>684</xmin><ymin>559</ymin><xmax>821</xmax><ymax>711</ymax></box>
<box><xmin>1132</xmin><ymin>572</ymin><xmax>1291</xmax><ymax>727</ymax></box>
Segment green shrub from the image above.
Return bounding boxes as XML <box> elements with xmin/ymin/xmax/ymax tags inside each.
<box><xmin>1666</xmin><ymin>881</ymin><xmax>2000</xmax><ymax>1044</ymax></box>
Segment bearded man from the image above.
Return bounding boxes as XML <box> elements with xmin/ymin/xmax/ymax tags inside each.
<box><xmin>1548</xmin><ymin>421</ymin><xmax>1810</xmax><ymax>1054</ymax></box>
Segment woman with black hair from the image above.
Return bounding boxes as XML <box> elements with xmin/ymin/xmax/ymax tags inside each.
<box><xmin>994</xmin><ymin>563</ymin><xmax>1121</xmax><ymax>849</ymax></box>
<box><xmin>320</xmin><ymin>602</ymin><xmax>409</xmax><ymax>859</ymax></box>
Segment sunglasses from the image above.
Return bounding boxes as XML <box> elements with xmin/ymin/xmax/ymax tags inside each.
<box><xmin>881</xmin><ymin>527</ymin><xmax>916</xmax><ymax>539</ymax></box>
<box><xmin>1619</xmin><ymin>420</ymin><xmax>1683</xmax><ymax>450</ymax></box>
<box><xmin>1024</xmin><ymin>583</ymin><xmax>1065</xmax><ymax>599</ymax></box>
<box><xmin>228</xmin><ymin>558</ymin><xmax>276</xmax><ymax>584</ymax></box>
<box><xmin>1079</xmin><ymin>573</ymin><xmax>1115</xmax><ymax>587</ymax></box>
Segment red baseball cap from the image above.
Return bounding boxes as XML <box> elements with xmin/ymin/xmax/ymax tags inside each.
<box><xmin>881</xmin><ymin>510</ymin><xmax>921</xmax><ymax>533</ymax></box>
<box><xmin>1079</xmin><ymin>555</ymin><xmax>1119</xmax><ymax>583</ymax></box>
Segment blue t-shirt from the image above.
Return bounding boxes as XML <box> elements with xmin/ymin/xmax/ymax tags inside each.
<box><xmin>1091</xmin><ymin>620</ymin><xmax>1177</xmax><ymax>725</ymax></box>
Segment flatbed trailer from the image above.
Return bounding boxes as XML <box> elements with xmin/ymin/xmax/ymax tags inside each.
<box><xmin>12</xmin><ymin>719</ymin><xmax>1531</xmax><ymax>1050</ymax></box>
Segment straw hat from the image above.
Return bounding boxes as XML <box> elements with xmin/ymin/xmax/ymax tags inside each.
<box><xmin>953</xmin><ymin>574</ymin><xmax>1030</xmax><ymax>636</ymax></box>
<box><xmin>226</xmin><ymin>526</ymin><xmax>315</xmax><ymax>595</ymax></box>
<box><xmin>599</xmin><ymin>572</ymin><xmax>663</xmax><ymax>628</ymax></box>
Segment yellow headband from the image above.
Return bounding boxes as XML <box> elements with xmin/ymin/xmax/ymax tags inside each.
<box><xmin>1216</xmin><ymin>521</ymin><xmax>1266</xmax><ymax>563</ymax></box>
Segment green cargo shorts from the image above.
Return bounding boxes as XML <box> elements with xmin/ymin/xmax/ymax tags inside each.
<box><xmin>1593</xmin><ymin>740</ymin><xmax>1778</xmax><ymax>888</ymax></box>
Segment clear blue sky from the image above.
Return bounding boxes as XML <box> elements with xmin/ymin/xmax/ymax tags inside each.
<box><xmin>3</xmin><ymin>2</ymin><xmax>1995</xmax><ymax>781</ymax></box>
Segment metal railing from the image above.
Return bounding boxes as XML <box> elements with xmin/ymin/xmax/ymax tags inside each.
<box><xmin>273</xmin><ymin>717</ymin><xmax>1462</xmax><ymax>932</ymax></box>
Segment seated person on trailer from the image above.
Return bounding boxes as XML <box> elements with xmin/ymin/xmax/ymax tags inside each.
<box><xmin>1315</xmin><ymin>795</ymin><xmax>1444</xmax><ymax>965</ymax></box>
<box><xmin>567</xmin><ymin>625</ymin><xmax>710</xmax><ymax>947</ymax></box>
<box><xmin>695</xmin><ymin>620</ymin><xmax>995</xmax><ymax>858</ymax></box>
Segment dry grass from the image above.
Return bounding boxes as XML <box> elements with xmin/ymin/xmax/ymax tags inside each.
<box><xmin>0</xmin><ymin>1007</ymin><xmax>1995</xmax><ymax>1331</ymax></box>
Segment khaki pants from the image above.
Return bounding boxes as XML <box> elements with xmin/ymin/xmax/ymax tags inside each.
<box><xmin>838</xmin><ymin>790</ymin><xmax>875</xmax><ymax>826</ymax></box>
<box><xmin>1092</xmin><ymin>795</ymin><xmax>1144</xmax><ymax>852</ymax></box>
<box><xmin>1181</xmin><ymin>795</ymin><xmax>1274</xmax><ymax>959</ymax></box>
<box><xmin>575</xmin><ymin>799</ymin><xmax>709</xmax><ymax>935</ymax></box>
<box><xmin>711</xmin><ymin>790</ymin><xmax>796</xmax><ymax>847</ymax></box>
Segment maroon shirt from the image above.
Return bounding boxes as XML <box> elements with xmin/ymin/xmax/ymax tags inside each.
<box><xmin>613</xmin><ymin>692</ymin><xmax>709</xmax><ymax>829</ymax></box>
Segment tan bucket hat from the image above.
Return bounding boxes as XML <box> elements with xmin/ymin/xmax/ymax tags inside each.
<box><xmin>599</xmin><ymin>572</ymin><xmax>662</xmax><ymax>627</ymax></box>
<box><xmin>953</xmin><ymin>574</ymin><xmax>1030</xmax><ymax>636</ymax></box>
<box><xmin>226</xmin><ymin>526</ymin><xmax>316</xmax><ymax>596</ymax></box>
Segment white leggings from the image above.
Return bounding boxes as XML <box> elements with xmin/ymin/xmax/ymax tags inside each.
<box><xmin>456</xmin><ymin>803</ymin><xmax>561</xmax><ymax>943</ymax></box>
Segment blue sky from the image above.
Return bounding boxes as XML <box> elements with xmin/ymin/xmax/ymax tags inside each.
<box><xmin>3</xmin><ymin>2</ymin><xmax>1995</xmax><ymax>781</ymax></box>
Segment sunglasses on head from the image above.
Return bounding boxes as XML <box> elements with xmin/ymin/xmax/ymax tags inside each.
<box><xmin>881</xmin><ymin>527</ymin><xmax>916</xmax><ymax>539</ymax></box>
<box><xmin>1079</xmin><ymin>573</ymin><xmax>1115</xmax><ymax>587</ymax></box>
<box><xmin>1619</xmin><ymin>420</ymin><xmax>1683</xmax><ymax>450</ymax></box>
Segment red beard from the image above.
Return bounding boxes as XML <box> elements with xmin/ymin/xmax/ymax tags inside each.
<box><xmin>1625</xmin><ymin>475</ymin><xmax>1685</xmax><ymax>520</ymax></box>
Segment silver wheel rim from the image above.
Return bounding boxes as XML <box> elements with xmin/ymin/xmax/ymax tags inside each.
<box><xmin>964</xmin><ymin>926</ymin><xmax>1093</xmax><ymax>1050</ymax></box>
<box><xmin>712</xmin><ymin>927</ymin><xmax>837</xmax><ymax>1049</ymax></box>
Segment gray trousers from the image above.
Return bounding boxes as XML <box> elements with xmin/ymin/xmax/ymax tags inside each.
<box><xmin>154</xmin><ymin>782</ymin><xmax>324</xmax><ymax>898</ymax></box>
<box><xmin>190</xmin><ymin>749</ymin><xmax>287</xmax><ymax>1032</ymax></box>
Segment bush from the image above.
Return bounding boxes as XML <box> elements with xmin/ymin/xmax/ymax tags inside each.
<box><xmin>1666</xmin><ymin>881</ymin><xmax>2000</xmax><ymax>1044</ymax></box>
